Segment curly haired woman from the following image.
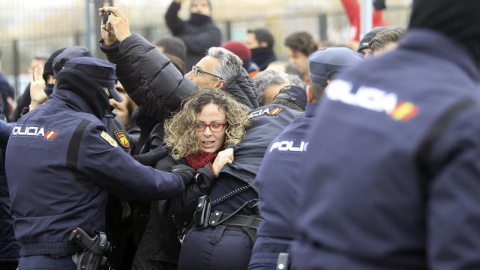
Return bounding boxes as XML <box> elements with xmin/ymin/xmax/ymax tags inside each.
<box><xmin>133</xmin><ymin>88</ymin><xmax>249</xmax><ymax>270</ymax></box>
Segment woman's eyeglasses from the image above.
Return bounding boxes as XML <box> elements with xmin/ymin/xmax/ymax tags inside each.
<box><xmin>192</xmin><ymin>66</ymin><xmax>224</xmax><ymax>81</ymax></box>
<box><xmin>195</xmin><ymin>122</ymin><xmax>227</xmax><ymax>132</ymax></box>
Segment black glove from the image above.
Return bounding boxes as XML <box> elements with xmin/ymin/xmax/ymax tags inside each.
<box><xmin>133</xmin><ymin>147</ymin><xmax>169</xmax><ymax>166</ymax></box>
<box><xmin>171</xmin><ymin>164</ymin><xmax>197</xmax><ymax>186</ymax></box>
<box><xmin>373</xmin><ymin>0</ymin><xmax>386</xmax><ymax>10</ymax></box>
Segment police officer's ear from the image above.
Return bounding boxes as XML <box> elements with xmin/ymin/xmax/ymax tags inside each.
<box><xmin>306</xmin><ymin>85</ymin><xmax>313</xmax><ymax>104</ymax></box>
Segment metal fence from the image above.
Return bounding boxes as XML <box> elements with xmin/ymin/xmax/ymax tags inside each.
<box><xmin>0</xmin><ymin>1</ymin><xmax>410</xmax><ymax>98</ymax></box>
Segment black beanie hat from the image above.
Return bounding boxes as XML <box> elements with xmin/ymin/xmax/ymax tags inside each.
<box><xmin>409</xmin><ymin>0</ymin><xmax>480</xmax><ymax>65</ymax></box>
<box><xmin>42</xmin><ymin>48</ymin><xmax>66</xmax><ymax>82</ymax></box>
<box><xmin>357</xmin><ymin>27</ymin><xmax>388</xmax><ymax>52</ymax></box>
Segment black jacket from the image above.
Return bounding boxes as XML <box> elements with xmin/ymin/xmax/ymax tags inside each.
<box><xmin>132</xmin><ymin>105</ymin><xmax>300</xmax><ymax>269</ymax></box>
<box><xmin>100</xmin><ymin>34</ymin><xmax>196</xmax><ymax>124</ymax></box>
<box><xmin>132</xmin><ymin>149</ymin><xmax>215</xmax><ymax>269</ymax></box>
<box><xmin>222</xmin><ymin>68</ymin><xmax>259</xmax><ymax>110</ymax></box>
<box><xmin>100</xmin><ymin>34</ymin><xmax>258</xmax><ymax>126</ymax></box>
<box><xmin>165</xmin><ymin>1</ymin><xmax>222</xmax><ymax>68</ymax></box>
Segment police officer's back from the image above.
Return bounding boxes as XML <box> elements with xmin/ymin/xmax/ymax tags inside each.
<box><xmin>291</xmin><ymin>0</ymin><xmax>480</xmax><ymax>269</ymax></box>
<box><xmin>248</xmin><ymin>48</ymin><xmax>362</xmax><ymax>270</ymax></box>
<box><xmin>6</xmin><ymin>57</ymin><xmax>194</xmax><ymax>270</ymax></box>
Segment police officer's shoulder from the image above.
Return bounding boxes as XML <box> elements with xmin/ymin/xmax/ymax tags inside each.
<box><xmin>248</xmin><ymin>104</ymin><xmax>301</xmax><ymax>120</ymax></box>
<box><xmin>64</xmin><ymin>111</ymin><xmax>117</xmax><ymax>148</ymax></box>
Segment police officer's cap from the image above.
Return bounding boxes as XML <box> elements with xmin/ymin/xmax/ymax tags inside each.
<box><xmin>309</xmin><ymin>47</ymin><xmax>363</xmax><ymax>86</ymax></box>
<box><xmin>53</xmin><ymin>46</ymin><xmax>93</xmax><ymax>77</ymax></box>
<box><xmin>64</xmin><ymin>57</ymin><xmax>123</xmax><ymax>102</ymax></box>
<box><xmin>273</xmin><ymin>85</ymin><xmax>307</xmax><ymax>110</ymax></box>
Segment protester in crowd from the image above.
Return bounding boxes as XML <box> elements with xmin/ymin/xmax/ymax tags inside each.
<box><xmin>248</xmin><ymin>47</ymin><xmax>362</xmax><ymax>270</ymax></box>
<box><xmin>369</xmin><ymin>27</ymin><xmax>406</xmax><ymax>57</ymax></box>
<box><xmin>246</xmin><ymin>28</ymin><xmax>277</xmax><ymax>71</ymax></box>
<box><xmin>165</xmin><ymin>0</ymin><xmax>222</xmax><ymax>68</ymax></box>
<box><xmin>177</xmin><ymin>86</ymin><xmax>305</xmax><ymax>270</ymax></box>
<box><xmin>291</xmin><ymin>0</ymin><xmax>480</xmax><ymax>269</ymax></box>
<box><xmin>10</xmin><ymin>56</ymin><xmax>48</xmax><ymax>122</ymax></box>
<box><xmin>154</xmin><ymin>36</ymin><xmax>187</xmax><ymax>65</ymax></box>
<box><xmin>100</xmin><ymin>6</ymin><xmax>258</xmax><ymax>264</ymax></box>
<box><xmin>222</xmin><ymin>40</ymin><xmax>260</xmax><ymax>78</ymax></box>
<box><xmin>266</xmin><ymin>61</ymin><xmax>304</xmax><ymax>88</ymax></box>
<box><xmin>132</xmin><ymin>88</ymin><xmax>249</xmax><ymax>270</ymax></box>
<box><xmin>357</xmin><ymin>26</ymin><xmax>388</xmax><ymax>57</ymax></box>
<box><xmin>253</xmin><ymin>69</ymin><xmax>291</xmax><ymax>106</ymax></box>
<box><xmin>284</xmin><ymin>31</ymin><xmax>318</xmax><ymax>83</ymax></box>
<box><xmin>6</xmin><ymin>57</ymin><xmax>196</xmax><ymax>270</ymax></box>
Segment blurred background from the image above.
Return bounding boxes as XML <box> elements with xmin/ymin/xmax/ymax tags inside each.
<box><xmin>0</xmin><ymin>0</ymin><xmax>411</xmax><ymax>97</ymax></box>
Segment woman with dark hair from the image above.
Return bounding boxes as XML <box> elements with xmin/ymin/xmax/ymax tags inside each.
<box><xmin>133</xmin><ymin>89</ymin><xmax>249</xmax><ymax>270</ymax></box>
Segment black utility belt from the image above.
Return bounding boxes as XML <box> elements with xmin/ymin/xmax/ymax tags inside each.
<box><xmin>208</xmin><ymin>211</ymin><xmax>262</xmax><ymax>229</ymax></box>
<box><xmin>194</xmin><ymin>195</ymin><xmax>260</xmax><ymax>230</ymax></box>
<box><xmin>193</xmin><ymin>195</ymin><xmax>262</xmax><ymax>243</ymax></box>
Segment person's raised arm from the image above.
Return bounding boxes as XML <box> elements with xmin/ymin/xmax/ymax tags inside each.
<box><xmin>165</xmin><ymin>0</ymin><xmax>186</xmax><ymax>35</ymax></box>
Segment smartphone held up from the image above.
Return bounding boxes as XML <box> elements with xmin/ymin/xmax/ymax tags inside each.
<box><xmin>102</xmin><ymin>11</ymin><xmax>112</xmax><ymax>25</ymax></box>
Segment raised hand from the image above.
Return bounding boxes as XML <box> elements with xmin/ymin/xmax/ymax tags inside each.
<box><xmin>29</xmin><ymin>66</ymin><xmax>48</xmax><ymax>110</ymax></box>
<box><xmin>99</xmin><ymin>7</ymin><xmax>132</xmax><ymax>44</ymax></box>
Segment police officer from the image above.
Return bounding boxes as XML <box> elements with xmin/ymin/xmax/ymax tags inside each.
<box><xmin>5</xmin><ymin>57</ymin><xmax>195</xmax><ymax>270</ymax></box>
<box><xmin>291</xmin><ymin>0</ymin><xmax>480</xmax><ymax>269</ymax></box>
<box><xmin>248</xmin><ymin>48</ymin><xmax>362</xmax><ymax>270</ymax></box>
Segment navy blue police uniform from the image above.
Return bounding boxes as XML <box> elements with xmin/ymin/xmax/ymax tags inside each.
<box><xmin>0</xmin><ymin>106</ymin><xmax>20</xmax><ymax>270</ymax></box>
<box><xmin>248</xmin><ymin>48</ymin><xmax>363</xmax><ymax>270</ymax></box>
<box><xmin>291</xmin><ymin>29</ymin><xmax>480</xmax><ymax>269</ymax></box>
<box><xmin>248</xmin><ymin>104</ymin><xmax>314</xmax><ymax>270</ymax></box>
<box><xmin>5</xmin><ymin>57</ymin><xmax>190</xmax><ymax>270</ymax></box>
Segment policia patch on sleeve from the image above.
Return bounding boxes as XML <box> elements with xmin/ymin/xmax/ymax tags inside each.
<box><xmin>101</xmin><ymin>131</ymin><xmax>118</xmax><ymax>147</ymax></box>
<box><xmin>114</xmin><ymin>130</ymin><xmax>130</xmax><ymax>149</ymax></box>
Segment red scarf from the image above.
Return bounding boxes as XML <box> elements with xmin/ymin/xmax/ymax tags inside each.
<box><xmin>185</xmin><ymin>151</ymin><xmax>218</xmax><ymax>170</ymax></box>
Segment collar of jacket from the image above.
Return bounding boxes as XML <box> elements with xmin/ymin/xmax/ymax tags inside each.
<box><xmin>399</xmin><ymin>29</ymin><xmax>480</xmax><ymax>82</ymax></box>
<box><xmin>48</xmin><ymin>90</ymin><xmax>96</xmax><ymax>116</ymax></box>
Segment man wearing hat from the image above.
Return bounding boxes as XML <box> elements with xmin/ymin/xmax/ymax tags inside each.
<box><xmin>357</xmin><ymin>26</ymin><xmax>388</xmax><ymax>57</ymax></box>
<box><xmin>5</xmin><ymin>57</ymin><xmax>196</xmax><ymax>270</ymax></box>
<box><xmin>291</xmin><ymin>0</ymin><xmax>480</xmax><ymax>268</ymax></box>
<box><xmin>222</xmin><ymin>40</ymin><xmax>260</xmax><ymax>78</ymax></box>
<box><xmin>248</xmin><ymin>47</ymin><xmax>362</xmax><ymax>270</ymax></box>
